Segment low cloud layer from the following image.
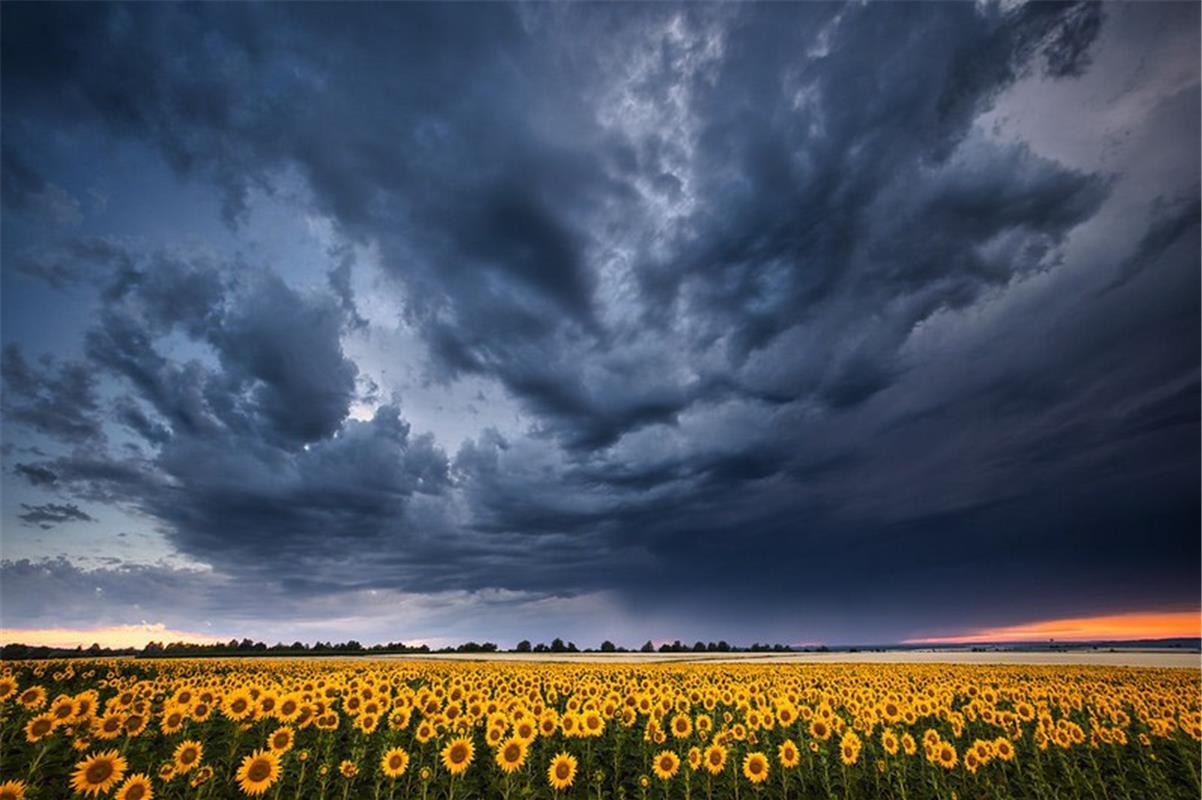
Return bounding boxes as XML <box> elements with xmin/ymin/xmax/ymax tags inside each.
<box><xmin>1</xmin><ymin>2</ymin><xmax>1197</xmax><ymax>645</ymax></box>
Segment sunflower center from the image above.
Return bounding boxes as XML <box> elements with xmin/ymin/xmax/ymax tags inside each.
<box><xmin>126</xmin><ymin>784</ymin><xmax>146</xmax><ymax>800</ymax></box>
<box><xmin>451</xmin><ymin>744</ymin><xmax>468</xmax><ymax>763</ymax></box>
<box><xmin>556</xmin><ymin>762</ymin><xmax>570</xmax><ymax>779</ymax></box>
<box><xmin>505</xmin><ymin>744</ymin><xmax>521</xmax><ymax>761</ymax></box>
<box><xmin>248</xmin><ymin>760</ymin><xmax>271</xmax><ymax>781</ymax></box>
<box><xmin>750</xmin><ymin>759</ymin><xmax>763</xmax><ymax>774</ymax></box>
<box><xmin>86</xmin><ymin>760</ymin><xmax>113</xmax><ymax>784</ymax></box>
<box><xmin>182</xmin><ymin>749</ymin><xmax>197</xmax><ymax>764</ymax></box>
<box><xmin>389</xmin><ymin>756</ymin><xmax>403</xmax><ymax>769</ymax></box>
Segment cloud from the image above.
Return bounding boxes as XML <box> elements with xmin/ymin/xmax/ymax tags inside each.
<box><xmin>1</xmin><ymin>344</ymin><xmax>104</xmax><ymax>443</ymax></box>
<box><xmin>13</xmin><ymin>462</ymin><xmax>58</xmax><ymax>487</ymax></box>
<box><xmin>17</xmin><ymin>502</ymin><xmax>96</xmax><ymax>528</ymax></box>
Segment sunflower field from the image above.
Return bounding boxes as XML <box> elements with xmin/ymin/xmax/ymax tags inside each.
<box><xmin>0</xmin><ymin>658</ymin><xmax>1198</xmax><ymax>800</ymax></box>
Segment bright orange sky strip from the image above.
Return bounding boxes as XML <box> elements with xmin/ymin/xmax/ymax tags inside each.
<box><xmin>0</xmin><ymin>623</ymin><xmax>226</xmax><ymax>650</ymax></box>
<box><xmin>905</xmin><ymin>610</ymin><xmax>1202</xmax><ymax>644</ymax></box>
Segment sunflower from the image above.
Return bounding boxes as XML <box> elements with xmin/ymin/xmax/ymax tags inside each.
<box><xmin>936</xmin><ymin>742</ymin><xmax>958</xmax><ymax>769</ymax></box>
<box><xmin>778</xmin><ymin>739</ymin><xmax>800</xmax><ymax>768</ymax></box>
<box><xmin>652</xmin><ymin>750</ymin><xmax>680</xmax><ymax>781</ymax></box>
<box><xmin>93</xmin><ymin>711</ymin><xmax>125</xmax><ymax>740</ymax></box>
<box><xmin>741</xmin><ymin>752</ymin><xmax>769</xmax><ymax>784</ymax></box>
<box><xmin>122</xmin><ymin>714</ymin><xmax>148</xmax><ymax>737</ymax></box>
<box><xmin>496</xmin><ymin>737</ymin><xmax>527</xmax><ymax>774</ymax></box>
<box><xmin>881</xmin><ymin>729</ymin><xmax>899</xmax><ymax>756</ymax></box>
<box><xmin>839</xmin><ymin>732</ymin><xmax>862</xmax><ymax>766</ymax></box>
<box><xmin>18</xmin><ymin>686</ymin><xmax>46</xmax><ymax>710</ymax></box>
<box><xmin>71</xmin><ymin>750</ymin><xmax>128</xmax><ymax>797</ymax></box>
<box><xmin>583</xmin><ymin>709</ymin><xmax>605</xmax><ymax>737</ymax></box>
<box><xmin>670</xmin><ymin>713</ymin><xmax>692</xmax><ymax>739</ymax></box>
<box><xmin>339</xmin><ymin>760</ymin><xmax>358</xmax><ymax>779</ymax></box>
<box><xmin>809</xmin><ymin>718</ymin><xmax>831</xmax><ymax>741</ymax></box>
<box><xmin>235</xmin><ymin>749</ymin><xmax>280</xmax><ymax>796</ymax></box>
<box><xmin>995</xmin><ymin>737</ymin><xmax>1015</xmax><ymax>761</ymax></box>
<box><xmin>703</xmin><ymin>743</ymin><xmax>727</xmax><ymax>775</ymax></box>
<box><xmin>115</xmin><ymin>774</ymin><xmax>153</xmax><ymax>800</ymax></box>
<box><xmin>547</xmin><ymin>752</ymin><xmax>578</xmax><ymax>791</ymax></box>
<box><xmin>0</xmin><ymin>677</ymin><xmax>17</xmax><ymax>703</ymax></box>
<box><xmin>902</xmin><ymin>733</ymin><xmax>917</xmax><ymax>756</ymax></box>
<box><xmin>225</xmin><ymin>691</ymin><xmax>254</xmax><ymax>721</ymax></box>
<box><xmin>687</xmin><ymin>746</ymin><xmax>702</xmax><ymax>771</ymax></box>
<box><xmin>173</xmin><ymin>740</ymin><xmax>203</xmax><ymax>774</ymax></box>
<box><xmin>381</xmin><ymin>747</ymin><xmax>410</xmax><ymax>779</ymax></box>
<box><xmin>23</xmin><ymin>713</ymin><xmax>55</xmax><ymax>743</ymax></box>
<box><xmin>440</xmin><ymin>737</ymin><xmax>474</xmax><ymax>776</ymax></box>
<box><xmin>0</xmin><ymin>780</ymin><xmax>26</xmax><ymax>800</ymax></box>
<box><xmin>514</xmin><ymin>718</ymin><xmax>536</xmax><ymax>742</ymax></box>
<box><xmin>189</xmin><ymin>766</ymin><xmax>214</xmax><ymax>789</ymax></box>
<box><xmin>51</xmin><ymin>694</ymin><xmax>77</xmax><ymax>723</ymax></box>
<box><xmin>159</xmin><ymin>708</ymin><xmax>185</xmax><ymax>735</ymax></box>
<box><xmin>267</xmin><ymin>726</ymin><xmax>294</xmax><ymax>753</ymax></box>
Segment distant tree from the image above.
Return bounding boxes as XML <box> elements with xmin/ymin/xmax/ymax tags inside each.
<box><xmin>550</xmin><ymin>638</ymin><xmax>567</xmax><ymax>653</ymax></box>
<box><xmin>716</xmin><ymin>641</ymin><xmax>730</xmax><ymax>652</ymax></box>
<box><xmin>600</xmin><ymin>640</ymin><xmax>616</xmax><ymax>652</ymax></box>
<box><xmin>534</xmin><ymin>643</ymin><xmax>549</xmax><ymax>653</ymax></box>
<box><xmin>567</xmin><ymin>641</ymin><xmax>579</xmax><ymax>653</ymax></box>
<box><xmin>640</xmin><ymin>640</ymin><xmax>655</xmax><ymax>653</ymax></box>
<box><xmin>515</xmin><ymin>640</ymin><xmax>532</xmax><ymax>653</ymax></box>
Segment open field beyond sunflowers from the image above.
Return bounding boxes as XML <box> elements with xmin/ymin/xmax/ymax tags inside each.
<box><xmin>0</xmin><ymin>659</ymin><xmax>1198</xmax><ymax>800</ymax></box>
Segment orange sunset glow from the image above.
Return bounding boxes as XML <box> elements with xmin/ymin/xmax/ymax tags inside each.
<box><xmin>905</xmin><ymin>610</ymin><xmax>1202</xmax><ymax>645</ymax></box>
<box><xmin>0</xmin><ymin>623</ymin><xmax>226</xmax><ymax>650</ymax></box>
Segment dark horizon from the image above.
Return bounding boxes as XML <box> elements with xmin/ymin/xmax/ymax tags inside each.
<box><xmin>1</xmin><ymin>2</ymin><xmax>1199</xmax><ymax>649</ymax></box>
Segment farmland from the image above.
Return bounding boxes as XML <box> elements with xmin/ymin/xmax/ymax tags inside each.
<box><xmin>0</xmin><ymin>658</ymin><xmax>1199</xmax><ymax>799</ymax></box>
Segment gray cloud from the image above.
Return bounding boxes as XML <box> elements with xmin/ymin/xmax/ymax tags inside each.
<box><xmin>17</xmin><ymin>502</ymin><xmax>96</xmax><ymax>528</ymax></box>
<box><xmin>2</xmin><ymin>345</ymin><xmax>104</xmax><ymax>443</ymax></box>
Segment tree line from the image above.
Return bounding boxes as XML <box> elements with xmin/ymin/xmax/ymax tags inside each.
<box><xmin>1</xmin><ymin>637</ymin><xmax>820</xmax><ymax>661</ymax></box>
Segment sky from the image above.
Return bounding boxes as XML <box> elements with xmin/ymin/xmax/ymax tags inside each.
<box><xmin>1</xmin><ymin>2</ymin><xmax>1199</xmax><ymax>650</ymax></box>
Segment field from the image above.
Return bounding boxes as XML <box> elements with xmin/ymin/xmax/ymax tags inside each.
<box><xmin>0</xmin><ymin>659</ymin><xmax>1199</xmax><ymax>800</ymax></box>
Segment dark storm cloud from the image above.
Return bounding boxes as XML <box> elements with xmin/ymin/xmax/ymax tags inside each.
<box><xmin>1</xmin><ymin>1</ymin><xmax>1197</xmax><ymax>641</ymax></box>
<box><xmin>9</xmin><ymin>237</ymin><xmax>462</xmax><ymax>588</ymax></box>
<box><xmin>14</xmin><ymin>462</ymin><xmax>58</xmax><ymax>487</ymax></box>
<box><xmin>2</xmin><ymin>344</ymin><xmax>104</xmax><ymax>443</ymax></box>
<box><xmin>1101</xmin><ymin>193</ymin><xmax>1201</xmax><ymax>293</ymax></box>
<box><xmin>18</xmin><ymin>502</ymin><xmax>95</xmax><ymax>528</ymax></box>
